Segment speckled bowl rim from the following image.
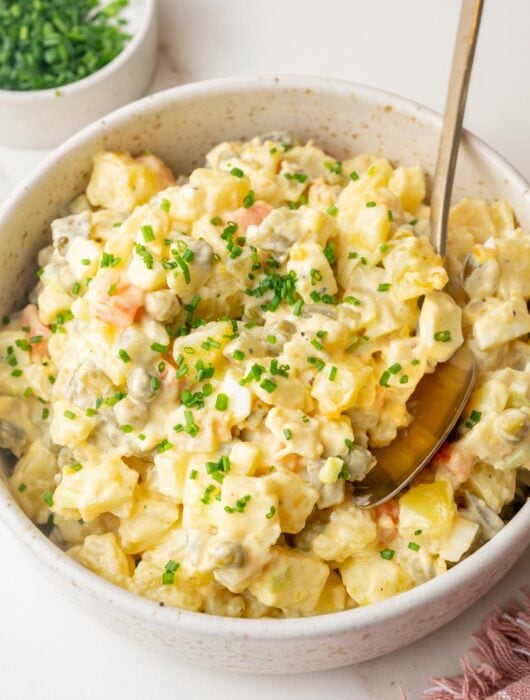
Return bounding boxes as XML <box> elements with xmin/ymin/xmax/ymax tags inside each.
<box><xmin>0</xmin><ymin>75</ymin><xmax>528</xmax><ymax>642</ymax></box>
<box><xmin>0</xmin><ymin>0</ymin><xmax>155</xmax><ymax>100</ymax></box>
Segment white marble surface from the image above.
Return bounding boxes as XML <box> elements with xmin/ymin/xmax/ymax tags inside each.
<box><xmin>1</xmin><ymin>3</ymin><xmax>529</xmax><ymax>699</ymax></box>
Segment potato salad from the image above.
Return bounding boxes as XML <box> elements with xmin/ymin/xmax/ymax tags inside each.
<box><xmin>2</xmin><ymin>134</ymin><xmax>529</xmax><ymax>617</ymax></box>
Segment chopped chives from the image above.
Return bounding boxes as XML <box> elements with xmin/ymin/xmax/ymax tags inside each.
<box><xmin>118</xmin><ymin>349</ymin><xmax>130</xmax><ymax>363</ymax></box>
<box><xmin>141</xmin><ymin>225</ymin><xmax>155</xmax><ymax>242</ymax></box>
<box><xmin>329</xmin><ymin>366</ymin><xmax>337</xmax><ymax>381</ymax></box>
<box><xmin>293</xmin><ymin>299</ymin><xmax>304</xmax><ymax>316</ymax></box>
<box><xmin>243</xmin><ymin>190</ymin><xmax>255</xmax><ymax>208</ymax></box>
<box><xmin>215</xmin><ymin>393</ymin><xmax>229</xmax><ymax>411</ymax></box>
<box><xmin>260</xmin><ymin>378</ymin><xmax>277</xmax><ymax>393</ymax></box>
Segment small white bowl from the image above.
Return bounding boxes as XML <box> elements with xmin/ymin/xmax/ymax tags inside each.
<box><xmin>0</xmin><ymin>0</ymin><xmax>158</xmax><ymax>149</ymax></box>
<box><xmin>0</xmin><ymin>76</ymin><xmax>528</xmax><ymax>674</ymax></box>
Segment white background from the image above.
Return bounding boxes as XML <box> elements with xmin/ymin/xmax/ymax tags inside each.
<box><xmin>0</xmin><ymin>2</ymin><xmax>529</xmax><ymax>699</ymax></box>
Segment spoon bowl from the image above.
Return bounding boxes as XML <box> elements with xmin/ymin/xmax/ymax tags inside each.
<box><xmin>353</xmin><ymin>346</ymin><xmax>477</xmax><ymax>507</ymax></box>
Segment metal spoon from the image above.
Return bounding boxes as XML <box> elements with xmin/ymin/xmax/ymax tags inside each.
<box><xmin>353</xmin><ymin>0</ymin><xmax>482</xmax><ymax>508</ymax></box>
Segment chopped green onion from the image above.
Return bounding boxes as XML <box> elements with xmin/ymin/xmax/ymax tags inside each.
<box><xmin>243</xmin><ymin>190</ymin><xmax>255</xmax><ymax>208</ymax></box>
<box><xmin>408</xmin><ymin>542</ymin><xmax>420</xmax><ymax>552</ymax></box>
<box><xmin>141</xmin><ymin>225</ymin><xmax>155</xmax><ymax>242</ymax></box>
<box><xmin>260</xmin><ymin>378</ymin><xmax>277</xmax><ymax>393</ymax></box>
<box><xmin>63</xmin><ymin>410</ymin><xmax>76</xmax><ymax>420</ymax></box>
<box><xmin>215</xmin><ymin>393</ymin><xmax>229</xmax><ymax>411</ymax></box>
<box><xmin>230</xmin><ymin>167</ymin><xmax>244</xmax><ymax>178</ymax></box>
<box><xmin>161</xmin><ymin>198</ymin><xmax>171</xmax><ymax>212</ymax></box>
<box><xmin>377</xmin><ymin>283</ymin><xmax>392</xmax><ymax>292</ymax></box>
<box><xmin>283</xmin><ymin>428</ymin><xmax>292</xmax><ymax>440</ymax></box>
<box><xmin>118</xmin><ymin>349</ymin><xmax>130</xmax><ymax>363</ymax></box>
<box><xmin>329</xmin><ymin>366</ymin><xmax>337</xmax><ymax>381</ymax></box>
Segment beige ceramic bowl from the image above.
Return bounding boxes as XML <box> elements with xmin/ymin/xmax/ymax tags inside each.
<box><xmin>0</xmin><ymin>0</ymin><xmax>158</xmax><ymax>149</ymax></box>
<box><xmin>0</xmin><ymin>76</ymin><xmax>528</xmax><ymax>673</ymax></box>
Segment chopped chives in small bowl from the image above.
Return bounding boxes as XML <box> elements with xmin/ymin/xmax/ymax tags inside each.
<box><xmin>0</xmin><ymin>0</ymin><xmax>132</xmax><ymax>92</ymax></box>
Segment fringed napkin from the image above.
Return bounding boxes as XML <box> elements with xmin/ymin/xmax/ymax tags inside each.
<box><xmin>422</xmin><ymin>591</ymin><xmax>530</xmax><ymax>699</ymax></box>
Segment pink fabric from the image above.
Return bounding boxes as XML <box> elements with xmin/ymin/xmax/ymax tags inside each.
<box><xmin>421</xmin><ymin>591</ymin><xmax>530</xmax><ymax>700</ymax></box>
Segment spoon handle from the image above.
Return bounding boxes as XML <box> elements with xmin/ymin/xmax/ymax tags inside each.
<box><xmin>430</xmin><ymin>0</ymin><xmax>484</xmax><ymax>257</ymax></box>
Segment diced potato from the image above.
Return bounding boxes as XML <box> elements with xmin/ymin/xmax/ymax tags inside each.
<box><xmin>49</xmin><ymin>399</ymin><xmax>97</xmax><ymax>449</ymax></box>
<box><xmin>472</xmin><ymin>296</ymin><xmax>530</xmax><ymax>350</ymax></box>
<box><xmin>10</xmin><ymin>440</ymin><xmax>58</xmax><ymax>522</ymax></box>
<box><xmin>87</xmin><ymin>152</ymin><xmax>174</xmax><ymax>213</ymax></box>
<box><xmin>449</xmin><ymin>198</ymin><xmax>497</xmax><ymax>244</ymax></box>
<box><xmin>398</xmin><ymin>480</ymin><xmax>457</xmax><ymax>540</ymax></box>
<box><xmin>218</xmin><ymin>475</ymin><xmax>280</xmax><ymax>549</ymax></box>
<box><xmin>312</xmin><ymin>570</ymin><xmax>349</xmax><ymax>615</ymax></box>
<box><xmin>388</xmin><ymin>166</ymin><xmax>426</xmax><ymax>214</ymax></box>
<box><xmin>53</xmin><ymin>456</ymin><xmax>138</xmax><ymax>521</ymax></box>
<box><xmin>287</xmin><ymin>240</ymin><xmax>337</xmax><ymax>302</ymax></box>
<box><xmin>154</xmin><ymin>450</ymin><xmax>189</xmax><ymax>501</ymax></box>
<box><xmin>269</xmin><ymin>470</ymin><xmax>319</xmax><ymax>533</ymax></box>
<box><xmin>214</xmin><ymin>474</ymin><xmax>280</xmax><ymax>593</ymax></box>
<box><xmin>72</xmin><ymin>532</ymin><xmax>132</xmax><ymax>587</ymax></box>
<box><xmin>312</xmin><ymin>502</ymin><xmax>377</xmax><ymax>562</ymax></box>
<box><xmin>66</xmin><ymin>237</ymin><xmax>101</xmax><ymax>280</ymax></box>
<box><xmin>418</xmin><ymin>291</ymin><xmax>463</xmax><ymax>363</ymax></box>
<box><xmin>249</xmin><ymin>546</ymin><xmax>329</xmax><ymax>614</ymax></box>
<box><xmin>265</xmin><ymin>407</ymin><xmax>323</xmax><ymax>460</ymax></box>
<box><xmin>341</xmin><ymin>553</ymin><xmax>414</xmax><ymax>606</ymax></box>
<box><xmin>311</xmin><ymin>357</ymin><xmax>372</xmax><ymax>417</ymax></box>
<box><xmin>189</xmin><ymin>168</ymin><xmax>247</xmax><ymax>214</ymax></box>
<box><xmin>118</xmin><ymin>487</ymin><xmax>180</xmax><ymax>554</ymax></box>
<box><xmin>228</xmin><ymin>441</ymin><xmax>260</xmax><ymax>475</ymax></box>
